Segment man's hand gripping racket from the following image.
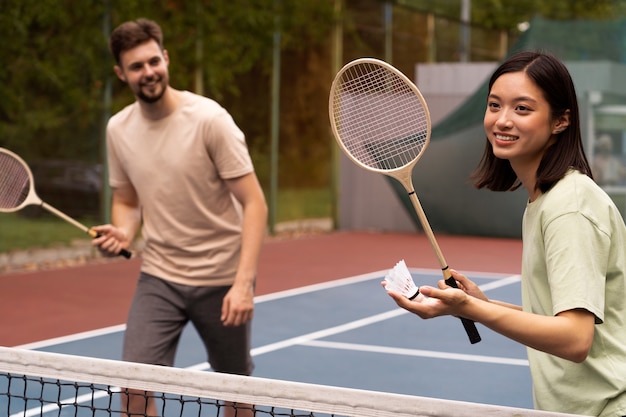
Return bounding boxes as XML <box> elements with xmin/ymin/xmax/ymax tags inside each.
<box><xmin>0</xmin><ymin>147</ymin><xmax>131</xmax><ymax>259</ymax></box>
<box><xmin>329</xmin><ymin>58</ymin><xmax>481</xmax><ymax>344</ymax></box>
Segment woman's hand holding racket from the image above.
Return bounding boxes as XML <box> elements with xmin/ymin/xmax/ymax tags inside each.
<box><xmin>442</xmin><ymin>270</ymin><xmax>489</xmax><ymax>302</ymax></box>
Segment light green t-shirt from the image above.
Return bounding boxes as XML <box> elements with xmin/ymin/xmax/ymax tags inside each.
<box><xmin>522</xmin><ymin>170</ymin><xmax>626</xmax><ymax>417</ymax></box>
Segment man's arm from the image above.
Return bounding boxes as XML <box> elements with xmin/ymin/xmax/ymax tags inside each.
<box><xmin>221</xmin><ymin>172</ymin><xmax>268</xmax><ymax>327</ymax></box>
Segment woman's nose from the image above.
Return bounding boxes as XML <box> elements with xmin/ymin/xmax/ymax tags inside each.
<box><xmin>495</xmin><ymin>110</ymin><xmax>513</xmax><ymax>129</ymax></box>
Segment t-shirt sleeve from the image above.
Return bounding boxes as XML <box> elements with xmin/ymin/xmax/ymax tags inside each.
<box><xmin>204</xmin><ymin>110</ymin><xmax>253</xmax><ymax>179</ymax></box>
<box><xmin>544</xmin><ymin>212</ymin><xmax>608</xmax><ymax>323</ymax></box>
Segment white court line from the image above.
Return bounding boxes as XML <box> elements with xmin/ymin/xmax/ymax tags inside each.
<box><xmin>15</xmin><ymin>269</ymin><xmax>391</xmax><ymax>350</ymax></box>
<box><xmin>253</xmin><ymin>269</ymin><xmax>390</xmax><ymax>303</ymax></box>
<box><xmin>10</xmin><ymin>388</ymin><xmax>122</xmax><ymax>417</ymax></box>
<box><xmin>11</xmin><ymin>309</ymin><xmax>409</xmax><ymax>416</ymax></box>
<box><xmin>186</xmin><ymin>275</ymin><xmax>524</xmax><ymax>371</ymax></box>
<box><xmin>185</xmin><ymin>308</ymin><xmax>408</xmax><ymax>371</ymax></box>
<box><xmin>253</xmin><ymin>269</ymin><xmax>519</xmax><ymax>358</ymax></box>
<box><xmin>17</xmin><ymin>271</ymin><xmax>519</xmax><ymax>350</ymax></box>
<box><xmin>15</xmin><ymin>324</ymin><xmax>127</xmax><ymax>350</ymax></box>
<box><xmin>301</xmin><ymin>340</ymin><xmax>529</xmax><ymax>366</ymax></box>
<box><xmin>16</xmin><ymin>272</ymin><xmax>522</xmax><ymax>362</ymax></box>
<box><xmin>410</xmin><ymin>267</ymin><xmax>517</xmax><ymax>280</ymax></box>
<box><xmin>478</xmin><ymin>274</ymin><xmax>521</xmax><ymax>291</ymax></box>
<box><xmin>10</xmin><ymin>274</ymin><xmax>523</xmax><ymax>416</ymax></box>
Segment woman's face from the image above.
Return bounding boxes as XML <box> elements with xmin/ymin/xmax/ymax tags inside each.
<box><xmin>484</xmin><ymin>71</ymin><xmax>567</xmax><ymax>173</ymax></box>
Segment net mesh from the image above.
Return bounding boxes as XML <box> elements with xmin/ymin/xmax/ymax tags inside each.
<box><xmin>330</xmin><ymin>60</ymin><xmax>430</xmax><ymax>172</ymax></box>
<box><xmin>0</xmin><ymin>151</ymin><xmax>31</xmax><ymax>210</ymax></box>
<box><xmin>0</xmin><ymin>347</ymin><xmax>586</xmax><ymax>417</ymax></box>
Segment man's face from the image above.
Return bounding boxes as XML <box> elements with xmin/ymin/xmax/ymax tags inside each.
<box><xmin>114</xmin><ymin>40</ymin><xmax>169</xmax><ymax>104</ymax></box>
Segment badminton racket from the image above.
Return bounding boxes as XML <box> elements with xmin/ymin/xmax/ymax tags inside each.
<box><xmin>0</xmin><ymin>147</ymin><xmax>131</xmax><ymax>259</ymax></box>
<box><xmin>329</xmin><ymin>58</ymin><xmax>480</xmax><ymax>344</ymax></box>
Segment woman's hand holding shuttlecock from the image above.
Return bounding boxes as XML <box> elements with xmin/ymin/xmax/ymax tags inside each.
<box><xmin>382</xmin><ymin>260</ymin><xmax>473</xmax><ymax>319</ymax></box>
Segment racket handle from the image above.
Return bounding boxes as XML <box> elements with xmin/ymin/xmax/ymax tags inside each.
<box><xmin>445</xmin><ymin>277</ymin><xmax>482</xmax><ymax>344</ymax></box>
<box><xmin>91</xmin><ymin>231</ymin><xmax>132</xmax><ymax>260</ymax></box>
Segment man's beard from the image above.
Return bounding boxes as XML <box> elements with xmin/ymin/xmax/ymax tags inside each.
<box><xmin>136</xmin><ymin>78</ymin><xmax>166</xmax><ymax>104</ymax></box>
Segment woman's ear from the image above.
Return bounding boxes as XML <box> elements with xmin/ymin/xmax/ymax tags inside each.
<box><xmin>553</xmin><ymin>109</ymin><xmax>571</xmax><ymax>134</ymax></box>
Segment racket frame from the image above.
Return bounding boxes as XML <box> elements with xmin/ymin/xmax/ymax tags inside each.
<box><xmin>0</xmin><ymin>147</ymin><xmax>131</xmax><ymax>259</ymax></box>
<box><xmin>329</xmin><ymin>58</ymin><xmax>447</xmax><ymax>277</ymax></box>
<box><xmin>329</xmin><ymin>58</ymin><xmax>481</xmax><ymax>344</ymax></box>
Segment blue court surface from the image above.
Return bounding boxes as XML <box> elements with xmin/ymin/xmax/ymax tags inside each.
<box><xmin>10</xmin><ymin>267</ymin><xmax>531</xmax><ymax>414</ymax></box>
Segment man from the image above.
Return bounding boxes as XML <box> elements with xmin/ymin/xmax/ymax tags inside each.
<box><xmin>92</xmin><ymin>18</ymin><xmax>267</xmax><ymax>417</ymax></box>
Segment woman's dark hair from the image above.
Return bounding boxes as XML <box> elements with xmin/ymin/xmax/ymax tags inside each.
<box><xmin>472</xmin><ymin>51</ymin><xmax>592</xmax><ymax>192</ymax></box>
<box><xmin>109</xmin><ymin>18</ymin><xmax>164</xmax><ymax>65</ymax></box>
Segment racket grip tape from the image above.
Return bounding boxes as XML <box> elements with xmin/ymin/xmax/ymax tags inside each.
<box><xmin>118</xmin><ymin>248</ymin><xmax>132</xmax><ymax>259</ymax></box>
<box><xmin>445</xmin><ymin>277</ymin><xmax>482</xmax><ymax>344</ymax></box>
<box><xmin>90</xmin><ymin>231</ymin><xmax>132</xmax><ymax>259</ymax></box>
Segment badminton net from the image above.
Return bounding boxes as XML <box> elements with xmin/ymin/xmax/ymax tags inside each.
<box><xmin>0</xmin><ymin>346</ymin><xmax>584</xmax><ymax>417</ymax></box>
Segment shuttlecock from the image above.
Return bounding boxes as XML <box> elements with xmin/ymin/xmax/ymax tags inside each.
<box><xmin>384</xmin><ymin>259</ymin><xmax>421</xmax><ymax>300</ymax></box>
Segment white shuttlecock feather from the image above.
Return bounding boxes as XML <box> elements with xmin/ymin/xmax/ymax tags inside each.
<box><xmin>384</xmin><ymin>259</ymin><xmax>421</xmax><ymax>300</ymax></box>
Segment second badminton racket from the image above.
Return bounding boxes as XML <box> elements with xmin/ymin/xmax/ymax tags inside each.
<box><xmin>0</xmin><ymin>147</ymin><xmax>132</xmax><ymax>259</ymax></box>
<box><xmin>329</xmin><ymin>58</ymin><xmax>480</xmax><ymax>344</ymax></box>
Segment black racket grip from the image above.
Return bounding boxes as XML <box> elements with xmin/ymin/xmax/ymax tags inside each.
<box><xmin>93</xmin><ymin>232</ymin><xmax>132</xmax><ymax>259</ymax></box>
<box><xmin>445</xmin><ymin>277</ymin><xmax>482</xmax><ymax>344</ymax></box>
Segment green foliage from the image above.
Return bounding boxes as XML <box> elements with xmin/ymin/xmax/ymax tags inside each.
<box><xmin>272</xmin><ymin>188</ymin><xmax>332</xmax><ymax>222</ymax></box>
<box><xmin>104</xmin><ymin>0</ymin><xmax>334</xmax><ymax>102</ymax></box>
<box><xmin>398</xmin><ymin>0</ymin><xmax>626</xmax><ymax>30</ymax></box>
<box><xmin>0</xmin><ymin>188</ymin><xmax>331</xmax><ymax>253</ymax></box>
<box><xmin>0</xmin><ymin>212</ymin><xmax>100</xmax><ymax>253</ymax></box>
<box><xmin>472</xmin><ymin>0</ymin><xmax>626</xmax><ymax>29</ymax></box>
<box><xmin>0</xmin><ymin>0</ymin><xmax>108</xmax><ymax>161</ymax></box>
<box><xmin>1</xmin><ymin>0</ymin><xmax>625</xmax><ymax>237</ymax></box>
<box><xmin>0</xmin><ymin>0</ymin><xmax>334</xmax><ymax>155</ymax></box>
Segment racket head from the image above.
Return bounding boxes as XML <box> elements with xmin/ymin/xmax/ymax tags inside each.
<box><xmin>329</xmin><ymin>58</ymin><xmax>432</xmax><ymax>175</ymax></box>
<box><xmin>0</xmin><ymin>148</ymin><xmax>41</xmax><ymax>212</ymax></box>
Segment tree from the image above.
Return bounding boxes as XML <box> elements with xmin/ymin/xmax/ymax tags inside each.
<box><xmin>0</xmin><ymin>0</ymin><xmax>108</xmax><ymax>160</ymax></box>
<box><xmin>1</xmin><ymin>0</ymin><xmax>624</xmax><ymax>190</ymax></box>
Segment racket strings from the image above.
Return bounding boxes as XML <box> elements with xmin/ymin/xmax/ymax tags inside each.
<box><xmin>0</xmin><ymin>153</ymin><xmax>31</xmax><ymax>209</ymax></box>
<box><xmin>331</xmin><ymin>63</ymin><xmax>429</xmax><ymax>171</ymax></box>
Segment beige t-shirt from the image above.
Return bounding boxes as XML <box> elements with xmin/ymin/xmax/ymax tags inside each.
<box><xmin>522</xmin><ymin>170</ymin><xmax>626</xmax><ymax>417</ymax></box>
<box><xmin>106</xmin><ymin>91</ymin><xmax>254</xmax><ymax>286</ymax></box>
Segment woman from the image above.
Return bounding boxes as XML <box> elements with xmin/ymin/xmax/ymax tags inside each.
<box><xmin>384</xmin><ymin>51</ymin><xmax>626</xmax><ymax>416</ymax></box>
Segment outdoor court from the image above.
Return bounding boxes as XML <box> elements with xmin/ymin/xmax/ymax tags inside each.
<box><xmin>0</xmin><ymin>230</ymin><xmax>532</xmax><ymax>410</ymax></box>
